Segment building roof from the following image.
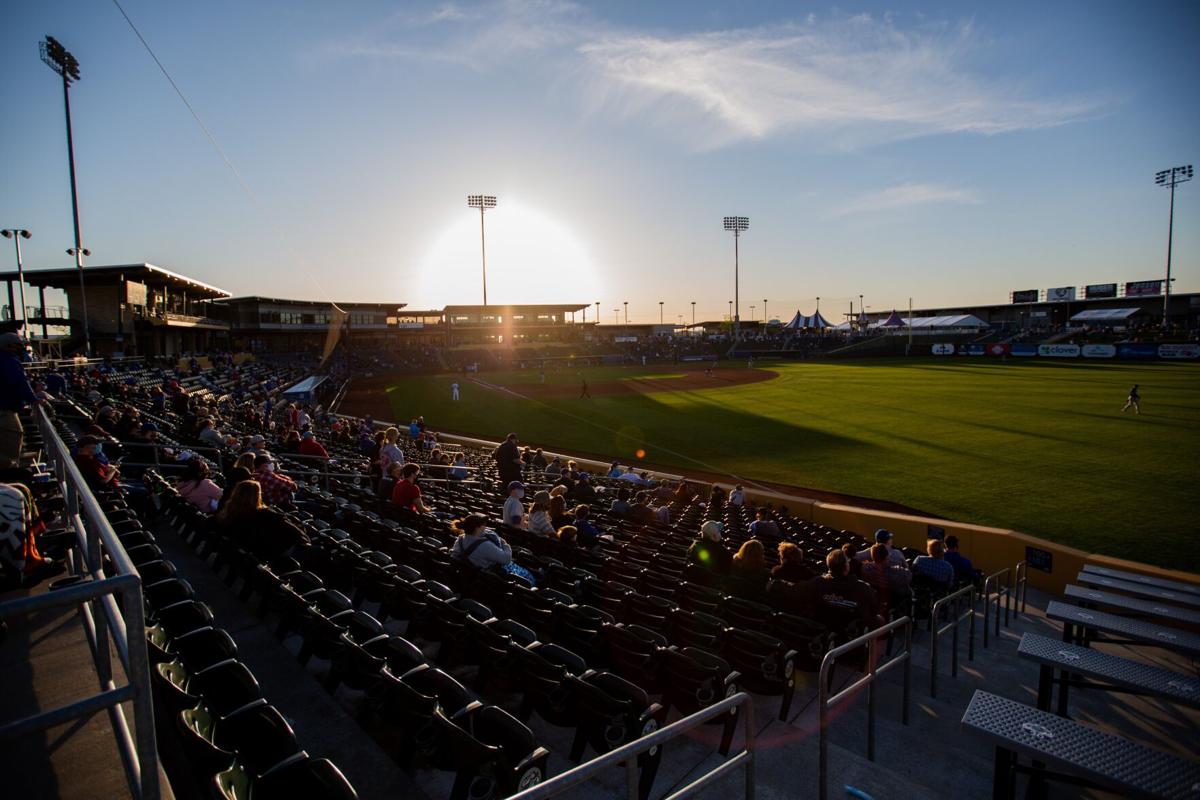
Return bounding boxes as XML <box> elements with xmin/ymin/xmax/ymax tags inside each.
<box><xmin>0</xmin><ymin>263</ymin><xmax>230</xmax><ymax>298</ymax></box>
<box><xmin>442</xmin><ymin>303</ymin><xmax>590</xmax><ymax>313</ymax></box>
<box><xmin>216</xmin><ymin>296</ymin><xmax>406</xmax><ymax>310</ymax></box>
<box><xmin>1070</xmin><ymin>307</ymin><xmax>1142</xmax><ymax>322</ymax></box>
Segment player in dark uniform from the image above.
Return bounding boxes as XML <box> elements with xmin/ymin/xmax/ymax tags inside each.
<box><xmin>580</xmin><ymin>379</ymin><xmax>591</xmax><ymax>399</ymax></box>
<box><xmin>1122</xmin><ymin>384</ymin><xmax>1141</xmax><ymax>415</ymax></box>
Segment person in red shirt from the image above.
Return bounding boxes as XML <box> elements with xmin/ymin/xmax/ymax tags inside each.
<box><xmin>298</xmin><ymin>431</ymin><xmax>329</xmax><ymax>460</ymax></box>
<box><xmin>254</xmin><ymin>453</ymin><xmax>297</xmax><ymax>507</ymax></box>
<box><xmin>390</xmin><ymin>462</ymin><xmax>432</xmax><ymax>514</ymax></box>
<box><xmin>73</xmin><ymin>436</ymin><xmax>120</xmax><ymax>491</ymax></box>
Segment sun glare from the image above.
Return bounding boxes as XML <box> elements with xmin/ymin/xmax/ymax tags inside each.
<box><xmin>415</xmin><ymin>199</ymin><xmax>600</xmax><ymax>308</ymax></box>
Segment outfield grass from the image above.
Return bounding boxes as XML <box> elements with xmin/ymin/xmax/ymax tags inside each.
<box><xmin>378</xmin><ymin>359</ymin><xmax>1199</xmax><ymax>569</ymax></box>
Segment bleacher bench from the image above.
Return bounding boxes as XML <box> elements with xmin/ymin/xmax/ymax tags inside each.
<box><xmin>961</xmin><ymin>690</ymin><xmax>1200</xmax><ymax>799</ymax></box>
<box><xmin>1065</xmin><ymin>585</ymin><xmax>1200</xmax><ymax>627</ymax></box>
<box><xmin>1076</xmin><ymin>573</ymin><xmax>1200</xmax><ymax>609</ymax></box>
<box><xmin>1082</xmin><ymin>565</ymin><xmax>1200</xmax><ymax>598</ymax></box>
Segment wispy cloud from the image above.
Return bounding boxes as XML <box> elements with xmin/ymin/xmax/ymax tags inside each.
<box><xmin>832</xmin><ymin>182</ymin><xmax>982</xmax><ymax>217</ymax></box>
<box><xmin>326</xmin><ymin>4</ymin><xmax>1106</xmax><ymax>149</ymax></box>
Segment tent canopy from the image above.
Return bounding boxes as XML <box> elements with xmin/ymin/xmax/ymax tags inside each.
<box><xmin>875</xmin><ymin>314</ymin><xmax>987</xmax><ymax>329</ymax></box>
<box><xmin>880</xmin><ymin>310</ymin><xmax>906</xmax><ymax>327</ymax></box>
<box><xmin>785</xmin><ymin>310</ymin><xmax>834</xmax><ymax>329</ymax></box>
<box><xmin>1070</xmin><ymin>307</ymin><xmax>1140</xmax><ymax>322</ymax></box>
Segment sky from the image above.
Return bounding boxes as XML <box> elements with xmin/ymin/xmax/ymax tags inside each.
<box><xmin>1</xmin><ymin>0</ymin><xmax>1198</xmax><ymax>323</ymax></box>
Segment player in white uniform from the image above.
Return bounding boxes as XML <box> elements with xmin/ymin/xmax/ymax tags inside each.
<box><xmin>451</xmin><ymin>382</ymin><xmax>460</xmax><ymax>401</ymax></box>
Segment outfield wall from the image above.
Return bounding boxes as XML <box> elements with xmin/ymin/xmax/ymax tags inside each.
<box><xmin>356</xmin><ymin>418</ymin><xmax>1197</xmax><ymax>598</ymax></box>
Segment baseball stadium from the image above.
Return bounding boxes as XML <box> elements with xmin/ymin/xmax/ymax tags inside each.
<box><xmin>3</xmin><ymin>5</ymin><xmax>1199</xmax><ymax>800</ymax></box>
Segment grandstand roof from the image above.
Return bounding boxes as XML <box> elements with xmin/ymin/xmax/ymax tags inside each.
<box><xmin>0</xmin><ymin>263</ymin><xmax>230</xmax><ymax>297</ymax></box>
<box><xmin>876</xmin><ymin>314</ymin><xmax>988</xmax><ymax>329</ymax></box>
<box><xmin>217</xmin><ymin>296</ymin><xmax>406</xmax><ymax>310</ymax></box>
<box><xmin>442</xmin><ymin>303</ymin><xmax>590</xmax><ymax>313</ymax></box>
<box><xmin>1070</xmin><ymin>307</ymin><xmax>1142</xmax><ymax>322</ymax></box>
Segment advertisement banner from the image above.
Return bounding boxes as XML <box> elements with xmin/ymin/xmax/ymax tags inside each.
<box><xmin>1046</xmin><ymin>286</ymin><xmax>1076</xmax><ymax>302</ymax></box>
<box><xmin>1010</xmin><ymin>343</ymin><xmax>1039</xmax><ymax>357</ymax></box>
<box><xmin>1081</xmin><ymin>344</ymin><xmax>1116</xmax><ymax>358</ymax></box>
<box><xmin>1038</xmin><ymin>344</ymin><xmax>1080</xmax><ymax>357</ymax></box>
<box><xmin>1158</xmin><ymin>344</ymin><xmax>1200</xmax><ymax>359</ymax></box>
<box><xmin>931</xmin><ymin>343</ymin><xmax>955</xmax><ymax>355</ymax></box>
<box><xmin>1117</xmin><ymin>343</ymin><xmax>1159</xmax><ymax>359</ymax></box>
<box><xmin>1011</xmin><ymin>290</ymin><xmax>1039</xmax><ymax>304</ymax></box>
<box><xmin>986</xmin><ymin>343</ymin><xmax>1010</xmax><ymax>357</ymax></box>
<box><xmin>1084</xmin><ymin>283</ymin><xmax>1117</xmax><ymax>299</ymax></box>
<box><xmin>966</xmin><ymin>344</ymin><xmax>985</xmax><ymax>356</ymax></box>
<box><xmin>1124</xmin><ymin>280</ymin><xmax>1162</xmax><ymax>297</ymax></box>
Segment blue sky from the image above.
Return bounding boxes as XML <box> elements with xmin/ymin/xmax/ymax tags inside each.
<box><xmin>1</xmin><ymin>0</ymin><xmax>1197</xmax><ymax>322</ymax></box>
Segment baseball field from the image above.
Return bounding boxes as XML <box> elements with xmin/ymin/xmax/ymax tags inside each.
<box><xmin>343</xmin><ymin>359</ymin><xmax>1200</xmax><ymax>569</ymax></box>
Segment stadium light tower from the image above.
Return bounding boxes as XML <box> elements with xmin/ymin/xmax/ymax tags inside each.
<box><xmin>594</xmin><ymin>301</ymin><xmax>599</xmax><ymax>323</ymax></box>
<box><xmin>1156</xmin><ymin>165</ymin><xmax>1193</xmax><ymax>326</ymax></box>
<box><xmin>467</xmin><ymin>194</ymin><xmax>497</xmax><ymax>306</ymax></box>
<box><xmin>613</xmin><ymin>308</ymin><xmax>619</xmax><ymax>325</ymax></box>
<box><xmin>41</xmin><ymin>35</ymin><xmax>91</xmax><ymax>357</ymax></box>
<box><xmin>623</xmin><ymin>301</ymin><xmax>628</xmax><ymax>324</ymax></box>
<box><xmin>1</xmin><ymin>229</ymin><xmax>32</xmax><ymax>330</ymax></box>
<box><xmin>691</xmin><ymin>300</ymin><xmax>696</xmax><ymax>326</ymax></box>
<box><xmin>659</xmin><ymin>300</ymin><xmax>664</xmax><ymax>324</ymax></box>
<box><xmin>763</xmin><ymin>298</ymin><xmax>768</xmax><ymax>323</ymax></box>
<box><xmin>750</xmin><ymin>304</ymin><xmax>756</xmax><ymax>321</ymax></box>
<box><xmin>723</xmin><ymin>216</ymin><xmax>749</xmax><ymax>341</ymax></box>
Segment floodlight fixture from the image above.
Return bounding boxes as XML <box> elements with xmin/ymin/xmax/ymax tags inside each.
<box><xmin>2</xmin><ymin>229</ymin><xmax>32</xmax><ymax>330</ymax></box>
<box><xmin>40</xmin><ymin>36</ymin><xmax>81</xmax><ymax>83</ymax></box>
<box><xmin>722</xmin><ymin>216</ymin><xmax>749</xmax><ymax>343</ymax></box>
<box><xmin>1156</xmin><ymin>165</ymin><xmax>1193</xmax><ymax>326</ymax></box>
<box><xmin>467</xmin><ymin>194</ymin><xmax>497</xmax><ymax>305</ymax></box>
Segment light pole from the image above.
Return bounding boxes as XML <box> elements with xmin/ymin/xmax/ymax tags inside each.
<box><xmin>467</xmin><ymin>194</ymin><xmax>497</xmax><ymax>305</ymax></box>
<box><xmin>763</xmin><ymin>298</ymin><xmax>767</xmax><ymax>323</ymax></box>
<box><xmin>41</xmin><ymin>36</ymin><xmax>91</xmax><ymax>357</ymax></box>
<box><xmin>728</xmin><ymin>300</ymin><xmax>732</xmax><ymax>321</ymax></box>
<box><xmin>613</xmin><ymin>308</ymin><xmax>619</xmax><ymax>325</ymax></box>
<box><xmin>723</xmin><ymin>216</ymin><xmax>749</xmax><ymax>341</ymax></box>
<box><xmin>659</xmin><ymin>301</ymin><xmax>664</xmax><ymax>324</ymax></box>
<box><xmin>623</xmin><ymin>301</ymin><xmax>628</xmax><ymax>324</ymax></box>
<box><xmin>691</xmin><ymin>301</ymin><xmax>696</xmax><ymax>326</ymax></box>
<box><xmin>1</xmin><ymin>229</ymin><xmax>31</xmax><ymax>330</ymax></box>
<box><xmin>859</xmin><ymin>294</ymin><xmax>864</xmax><ymax>329</ymax></box>
<box><xmin>1156</xmin><ymin>165</ymin><xmax>1193</xmax><ymax>326</ymax></box>
<box><xmin>750</xmin><ymin>304</ymin><xmax>756</xmax><ymax>322</ymax></box>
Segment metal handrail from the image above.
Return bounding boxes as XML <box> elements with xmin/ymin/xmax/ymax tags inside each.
<box><xmin>1013</xmin><ymin>560</ymin><xmax>1028</xmax><ymax>616</ymax></box>
<box><xmin>0</xmin><ymin>407</ymin><xmax>160</xmax><ymax>800</ymax></box>
<box><xmin>982</xmin><ymin>567</ymin><xmax>1011</xmax><ymax>648</ymax></box>
<box><xmin>506</xmin><ymin>691</ymin><xmax>756</xmax><ymax>800</ymax></box>
<box><xmin>817</xmin><ymin>616</ymin><xmax>912</xmax><ymax>800</ymax></box>
<box><xmin>929</xmin><ymin>585</ymin><xmax>976</xmax><ymax>697</ymax></box>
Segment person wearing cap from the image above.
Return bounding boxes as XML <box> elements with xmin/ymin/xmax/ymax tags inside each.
<box><xmin>502</xmin><ymin>481</ymin><xmax>526</xmax><ymax>528</ymax></box>
<box><xmin>492</xmin><ymin>432</ymin><xmax>523</xmax><ymax>488</ymax></box>
<box><xmin>298</xmin><ymin>430</ymin><xmax>329</xmax><ymax>460</ymax></box>
<box><xmin>74</xmin><ymin>436</ymin><xmax>120</xmax><ymax>491</ymax></box>
<box><xmin>254</xmin><ymin>453</ymin><xmax>297</xmax><ymax>507</ymax></box>
<box><xmin>856</xmin><ymin>529</ymin><xmax>907</xmax><ymax>568</ymax></box>
<box><xmin>687</xmin><ymin>520</ymin><xmax>732</xmax><ymax>577</ymax></box>
<box><xmin>527</xmin><ymin>490</ymin><xmax>555</xmax><ymax>537</ymax></box>
<box><xmin>0</xmin><ymin>333</ymin><xmax>42</xmax><ymax>467</ymax></box>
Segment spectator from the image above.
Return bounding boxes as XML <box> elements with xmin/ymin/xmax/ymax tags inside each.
<box><xmin>450</xmin><ymin>514</ymin><xmax>514</xmax><ymax>571</ymax></box>
<box><xmin>609</xmin><ymin>487</ymin><xmax>631</xmax><ymax>516</ymax></box>
<box><xmin>544</xmin><ymin>457</ymin><xmax>562</xmax><ymax>477</ymax></box>
<box><xmin>74</xmin><ymin>436</ymin><xmax>120</xmax><ymax>491</ymax></box>
<box><xmin>548</xmin><ymin>494</ymin><xmax>571</xmax><ymax>529</ymax></box>
<box><xmin>379</xmin><ymin>427</ymin><xmax>403</xmax><ymax>473</ymax></box>
<box><xmin>502</xmin><ymin>481</ymin><xmax>526</xmax><ymax>528</ymax></box>
<box><xmin>707</xmin><ymin>484</ymin><xmax>724</xmax><ymax>513</ymax></box>
<box><xmin>572</xmin><ymin>504</ymin><xmax>603</xmax><ymax>547</ymax></box>
<box><xmin>748</xmin><ymin>508</ymin><xmax>781</xmax><ymax>540</ymax></box>
<box><xmin>856</xmin><ymin>529</ymin><xmax>907</xmax><ymax>567</ymax></box>
<box><xmin>531</xmin><ymin>448</ymin><xmax>548</xmax><ymax>470</ymax></box>
<box><xmin>728</xmin><ymin>484</ymin><xmax>746</xmax><ymax>506</ymax></box>
<box><xmin>254</xmin><ymin>453</ymin><xmax>297</xmax><ymax>507</ymax></box>
<box><xmin>862</xmin><ymin>543</ymin><xmax>912</xmax><ymax>617</ymax></box>
<box><xmin>912</xmin><ymin>539</ymin><xmax>955</xmax><ymax>589</ymax></box>
<box><xmin>771</xmin><ymin>542</ymin><xmax>814</xmax><ymax>582</ymax></box>
<box><xmin>449</xmin><ymin>452</ymin><xmax>468</xmax><ymax>483</ymax></box>
<box><xmin>687</xmin><ymin>520</ymin><xmax>732</xmax><ymax>576</ymax></box>
<box><xmin>527</xmin><ymin>491</ymin><xmax>555</xmax><ymax>537</ymax></box>
<box><xmin>943</xmin><ymin>536</ymin><xmax>976</xmax><ymax>586</ymax></box>
<box><xmin>493</xmin><ymin>432</ymin><xmax>523</xmax><ymax>487</ymax></box>
<box><xmin>606</xmin><ymin>461</ymin><xmax>623</xmax><ymax>478</ymax></box>
<box><xmin>390</xmin><ymin>462</ymin><xmax>432</xmax><ymax>514</ymax></box>
<box><xmin>215</xmin><ymin>480</ymin><xmax>308</xmax><ymax>562</ymax></box>
<box><xmin>556</xmin><ymin>524</ymin><xmax>578</xmax><ymax>549</ymax></box>
<box><xmin>298</xmin><ymin>430</ymin><xmax>329</xmax><ymax>460</ymax></box>
<box><xmin>812</xmin><ymin>548</ymin><xmax>880</xmax><ymax>633</ymax></box>
<box><xmin>843</xmin><ymin>543</ymin><xmax>863</xmax><ymax>577</ymax></box>
<box><xmin>0</xmin><ymin>332</ymin><xmax>41</xmax><ymax>467</ymax></box>
<box><xmin>176</xmin><ymin>458</ymin><xmax>223</xmax><ymax>512</ymax></box>
<box><xmin>729</xmin><ymin>538</ymin><xmax>767</xmax><ymax>597</ymax></box>
<box><xmin>618</xmin><ymin>466</ymin><xmax>644</xmax><ymax>484</ymax></box>
<box><xmin>630</xmin><ymin>491</ymin><xmax>654</xmax><ymax>521</ymax></box>
<box><xmin>198</xmin><ymin>418</ymin><xmax>225</xmax><ymax>448</ymax></box>
<box><xmin>570</xmin><ymin>472</ymin><xmax>597</xmax><ymax>502</ymax></box>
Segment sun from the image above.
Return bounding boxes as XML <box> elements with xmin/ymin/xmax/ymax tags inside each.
<box><xmin>415</xmin><ymin>199</ymin><xmax>601</xmax><ymax>308</ymax></box>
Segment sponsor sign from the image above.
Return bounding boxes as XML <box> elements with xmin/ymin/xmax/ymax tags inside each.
<box><xmin>1159</xmin><ymin>344</ymin><xmax>1200</xmax><ymax>359</ymax></box>
<box><xmin>1124</xmin><ymin>280</ymin><xmax>1162</xmax><ymax>297</ymax></box>
<box><xmin>1038</xmin><ymin>344</ymin><xmax>1080</xmax><ymax>357</ymax></box>
<box><xmin>1046</xmin><ymin>286</ymin><xmax>1076</xmax><ymax>302</ymax></box>
<box><xmin>1117</xmin><ymin>343</ymin><xmax>1158</xmax><ymax>359</ymax></box>
<box><xmin>1011</xmin><ymin>343</ymin><xmax>1038</xmax><ymax>357</ymax></box>
<box><xmin>1081</xmin><ymin>344</ymin><xmax>1116</xmax><ymax>358</ymax></box>
<box><xmin>931</xmin><ymin>343</ymin><xmax>955</xmax><ymax>355</ymax></box>
<box><xmin>1084</xmin><ymin>283</ymin><xmax>1117</xmax><ymax>299</ymax></box>
<box><xmin>392</xmin><ymin>322</ymin><xmax>425</xmax><ymax>329</ymax></box>
<box><xmin>614</xmin><ymin>336</ymin><xmax>639</xmax><ymax>343</ymax></box>
<box><xmin>125</xmin><ymin>280</ymin><xmax>147</xmax><ymax>307</ymax></box>
<box><xmin>1011</xmin><ymin>289</ymin><xmax>1039</xmax><ymax>304</ymax></box>
<box><xmin>966</xmin><ymin>344</ymin><xmax>985</xmax><ymax>356</ymax></box>
<box><xmin>986</xmin><ymin>343</ymin><xmax>1009</xmax><ymax>357</ymax></box>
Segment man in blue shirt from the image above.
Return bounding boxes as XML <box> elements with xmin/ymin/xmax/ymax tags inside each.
<box><xmin>912</xmin><ymin>539</ymin><xmax>956</xmax><ymax>588</ymax></box>
<box><xmin>943</xmin><ymin>536</ymin><xmax>976</xmax><ymax>586</ymax></box>
<box><xmin>0</xmin><ymin>333</ymin><xmax>43</xmax><ymax>468</ymax></box>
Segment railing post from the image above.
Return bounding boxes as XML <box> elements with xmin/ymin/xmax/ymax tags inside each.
<box><xmin>122</xmin><ymin>580</ymin><xmax>160</xmax><ymax>800</ymax></box>
<box><xmin>743</xmin><ymin>693</ymin><xmax>756</xmax><ymax>800</ymax></box>
<box><xmin>866</xmin><ymin>633</ymin><xmax>877</xmax><ymax>762</ymax></box>
<box><xmin>901</xmin><ymin>618</ymin><xmax>911</xmax><ymax>726</ymax></box>
<box><xmin>624</xmin><ymin>755</ymin><xmax>638</xmax><ymax>800</ymax></box>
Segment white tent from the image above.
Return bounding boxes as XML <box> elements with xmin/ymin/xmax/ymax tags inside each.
<box><xmin>873</xmin><ymin>314</ymin><xmax>987</xmax><ymax>330</ymax></box>
<box><xmin>1070</xmin><ymin>307</ymin><xmax>1140</xmax><ymax>323</ymax></box>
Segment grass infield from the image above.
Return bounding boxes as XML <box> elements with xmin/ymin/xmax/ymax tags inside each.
<box><xmin>373</xmin><ymin>359</ymin><xmax>1198</xmax><ymax>570</ymax></box>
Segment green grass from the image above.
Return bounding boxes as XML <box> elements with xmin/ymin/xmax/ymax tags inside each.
<box><xmin>380</xmin><ymin>360</ymin><xmax>1200</xmax><ymax>570</ymax></box>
